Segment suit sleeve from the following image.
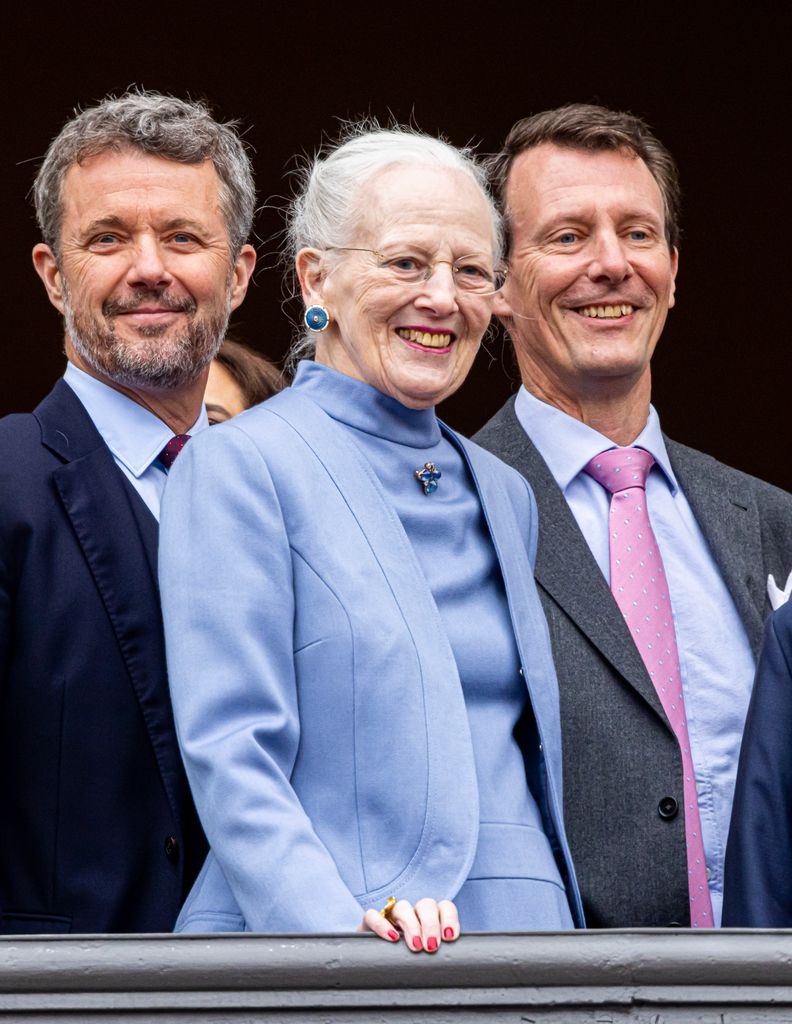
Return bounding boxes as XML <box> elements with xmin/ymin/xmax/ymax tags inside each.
<box><xmin>723</xmin><ymin>605</ymin><xmax>792</xmax><ymax>926</ymax></box>
<box><xmin>0</xmin><ymin>533</ymin><xmax>9</xmax><ymax>685</ymax></box>
<box><xmin>159</xmin><ymin>422</ymin><xmax>365</xmax><ymax>932</ymax></box>
<box><xmin>0</xmin><ymin>454</ymin><xmax>15</xmax><ymax>690</ymax></box>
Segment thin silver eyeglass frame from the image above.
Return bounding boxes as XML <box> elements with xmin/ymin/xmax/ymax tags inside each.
<box><xmin>326</xmin><ymin>246</ymin><xmax>506</xmax><ymax>295</ymax></box>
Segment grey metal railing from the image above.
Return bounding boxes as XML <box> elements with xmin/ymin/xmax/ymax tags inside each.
<box><xmin>1</xmin><ymin>930</ymin><xmax>791</xmax><ymax>1021</ymax></box>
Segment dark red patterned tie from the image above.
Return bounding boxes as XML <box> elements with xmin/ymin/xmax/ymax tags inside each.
<box><xmin>158</xmin><ymin>434</ymin><xmax>191</xmax><ymax>470</ymax></box>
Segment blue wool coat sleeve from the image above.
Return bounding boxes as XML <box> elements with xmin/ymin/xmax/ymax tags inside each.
<box><xmin>160</xmin><ymin>422</ymin><xmax>365</xmax><ymax>932</ymax></box>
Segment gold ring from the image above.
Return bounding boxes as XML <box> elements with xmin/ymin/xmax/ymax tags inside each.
<box><xmin>379</xmin><ymin>895</ymin><xmax>397</xmax><ymax>923</ymax></box>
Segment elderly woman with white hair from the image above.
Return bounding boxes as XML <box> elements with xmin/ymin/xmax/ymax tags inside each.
<box><xmin>159</xmin><ymin>123</ymin><xmax>584</xmax><ymax>948</ymax></box>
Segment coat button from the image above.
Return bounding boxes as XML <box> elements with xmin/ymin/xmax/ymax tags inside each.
<box><xmin>658</xmin><ymin>796</ymin><xmax>678</xmax><ymax>820</ymax></box>
<box><xmin>164</xmin><ymin>836</ymin><xmax>180</xmax><ymax>862</ymax></box>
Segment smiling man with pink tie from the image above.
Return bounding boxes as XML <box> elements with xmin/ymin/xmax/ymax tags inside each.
<box><xmin>475</xmin><ymin>103</ymin><xmax>792</xmax><ymax>928</ymax></box>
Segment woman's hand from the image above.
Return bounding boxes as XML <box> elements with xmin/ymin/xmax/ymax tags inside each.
<box><xmin>359</xmin><ymin>898</ymin><xmax>460</xmax><ymax>952</ymax></box>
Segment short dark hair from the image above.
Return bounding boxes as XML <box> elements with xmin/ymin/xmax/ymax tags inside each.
<box><xmin>214</xmin><ymin>338</ymin><xmax>283</xmax><ymax>408</ymax></box>
<box><xmin>34</xmin><ymin>90</ymin><xmax>255</xmax><ymax>258</ymax></box>
<box><xmin>489</xmin><ymin>103</ymin><xmax>681</xmax><ymax>251</ymax></box>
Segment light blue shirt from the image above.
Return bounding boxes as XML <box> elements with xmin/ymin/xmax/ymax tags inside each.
<box><xmin>63</xmin><ymin>362</ymin><xmax>208</xmax><ymax>520</ymax></box>
<box><xmin>515</xmin><ymin>386</ymin><xmax>756</xmax><ymax>927</ymax></box>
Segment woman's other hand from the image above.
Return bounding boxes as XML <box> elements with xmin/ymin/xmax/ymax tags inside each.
<box><xmin>359</xmin><ymin>898</ymin><xmax>460</xmax><ymax>951</ymax></box>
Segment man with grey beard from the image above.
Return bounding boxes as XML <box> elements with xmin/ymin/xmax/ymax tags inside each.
<box><xmin>0</xmin><ymin>91</ymin><xmax>255</xmax><ymax>932</ymax></box>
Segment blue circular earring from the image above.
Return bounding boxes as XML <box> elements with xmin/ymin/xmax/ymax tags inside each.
<box><xmin>304</xmin><ymin>305</ymin><xmax>330</xmax><ymax>332</ymax></box>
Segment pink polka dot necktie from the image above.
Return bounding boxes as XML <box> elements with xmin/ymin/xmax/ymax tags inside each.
<box><xmin>158</xmin><ymin>434</ymin><xmax>191</xmax><ymax>470</ymax></box>
<box><xmin>584</xmin><ymin>447</ymin><xmax>713</xmax><ymax>928</ymax></box>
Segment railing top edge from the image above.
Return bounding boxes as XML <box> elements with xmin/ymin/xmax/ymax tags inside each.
<box><xmin>1</xmin><ymin>930</ymin><xmax>792</xmax><ymax>994</ymax></box>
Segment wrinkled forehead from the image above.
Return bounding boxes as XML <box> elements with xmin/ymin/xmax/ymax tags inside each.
<box><xmin>505</xmin><ymin>144</ymin><xmax>665</xmax><ymax>229</ymax></box>
<box><xmin>347</xmin><ymin>163</ymin><xmax>498</xmax><ymax>253</ymax></box>
<box><xmin>60</xmin><ymin>149</ymin><xmax>224</xmax><ymax>228</ymax></box>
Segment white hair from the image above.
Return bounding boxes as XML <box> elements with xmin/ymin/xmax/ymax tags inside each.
<box><xmin>285</xmin><ymin>120</ymin><xmax>502</xmax><ymax>368</ymax></box>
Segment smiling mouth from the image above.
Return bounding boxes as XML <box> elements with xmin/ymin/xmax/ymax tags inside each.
<box><xmin>118</xmin><ymin>306</ymin><xmax>183</xmax><ymax>316</ymax></box>
<box><xmin>576</xmin><ymin>304</ymin><xmax>635</xmax><ymax>319</ymax></box>
<box><xmin>396</xmin><ymin>327</ymin><xmax>456</xmax><ymax>350</ymax></box>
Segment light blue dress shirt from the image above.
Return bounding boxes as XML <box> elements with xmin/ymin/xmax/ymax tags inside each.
<box><xmin>63</xmin><ymin>362</ymin><xmax>208</xmax><ymax>520</ymax></box>
<box><xmin>515</xmin><ymin>386</ymin><xmax>755</xmax><ymax>927</ymax></box>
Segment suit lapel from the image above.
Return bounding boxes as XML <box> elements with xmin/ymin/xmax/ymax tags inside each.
<box><xmin>478</xmin><ymin>398</ymin><xmax>668</xmax><ymax>722</ymax></box>
<box><xmin>667</xmin><ymin>438</ymin><xmax>766</xmax><ymax>656</ymax></box>
<box><xmin>118</xmin><ymin>472</ymin><xmax>160</xmax><ymax>581</ymax></box>
<box><xmin>35</xmin><ymin>380</ymin><xmax>184</xmax><ymax>824</ymax></box>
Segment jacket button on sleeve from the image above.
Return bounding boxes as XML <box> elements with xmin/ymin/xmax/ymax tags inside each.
<box><xmin>164</xmin><ymin>835</ymin><xmax>180</xmax><ymax>862</ymax></box>
<box><xmin>657</xmin><ymin>796</ymin><xmax>679</xmax><ymax>820</ymax></box>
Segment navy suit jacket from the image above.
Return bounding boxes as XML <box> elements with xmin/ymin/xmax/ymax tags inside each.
<box><xmin>0</xmin><ymin>379</ymin><xmax>205</xmax><ymax>933</ymax></box>
<box><xmin>723</xmin><ymin>600</ymin><xmax>792</xmax><ymax>926</ymax></box>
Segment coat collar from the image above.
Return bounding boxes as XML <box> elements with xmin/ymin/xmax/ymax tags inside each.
<box><xmin>36</xmin><ymin>377</ymin><xmax>108</xmax><ymax>461</ymax></box>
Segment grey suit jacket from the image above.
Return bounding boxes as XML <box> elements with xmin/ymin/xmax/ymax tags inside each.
<box><xmin>475</xmin><ymin>396</ymin><xmax>792</xmax><ymax>927</ymax></box>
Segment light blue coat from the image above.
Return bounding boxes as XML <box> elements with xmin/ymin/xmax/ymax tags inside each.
<box><xmin>159</xmin><ymin>385</ymin><xmax>584</xmax><ymax>932</ymax></box>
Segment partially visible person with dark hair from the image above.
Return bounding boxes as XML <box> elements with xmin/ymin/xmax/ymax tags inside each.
<box><xmin>474</xmin><ymin>102</ymin><xmax>792</xmax><ymax>929</ymax></box>
<box><xmin>205</xmin><ymin>337</ymin><xmax>283</xmax><ymax>423</ymax></box>
<box><xmin>0</xmin><ymin>89</ymin><xmax>256</xmax><ymax>933</ymax></box>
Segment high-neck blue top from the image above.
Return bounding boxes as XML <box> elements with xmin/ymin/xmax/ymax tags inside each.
<box><xmin>293</xmin><ymin>362</ymin><xmax>573</xmax><ymax>930</ymax></box>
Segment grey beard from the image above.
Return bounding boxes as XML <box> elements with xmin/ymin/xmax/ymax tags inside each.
<box><xmin>62</xmin><ymin>286</ymin><xmax>231</xmax><ymax>392</ymax></box>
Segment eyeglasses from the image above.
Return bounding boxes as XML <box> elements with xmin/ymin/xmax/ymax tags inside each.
<box><xmin>328</xmin><ymin>247</ymin><xmax>505</xmax><ymax>295</ymax></box>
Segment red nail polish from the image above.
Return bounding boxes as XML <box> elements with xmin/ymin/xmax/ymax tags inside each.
<box><xmin>388</xmin><ymin>930</ymin><xmax>399</xmax><ymax>941</ymax></box>
<box><xmin>443</xmin><ymin>927</ymin><xmax>454</xmax><ymax>940</ymax></box>
<box><xmin>412</xmin><ymin>936</ymin><xmax>423</xmax><ymax>950</ymax></box>
<box><xmin>427</xmin><ymin>936</ymin><xmax>438</xmax><ymax>952</ymax></box>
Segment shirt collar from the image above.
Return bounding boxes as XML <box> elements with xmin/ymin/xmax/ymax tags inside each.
<box><xmin>291</xmin><ymin>360</ymin><xmax>442</xmax><ymax>448</ymax></box>
<box><xmin>514</xmin><ymin>385</ymin><xmax>679</xmax><ymax>495</ymax></box>
<box><xmin>63</xmin><ymin>362</ymin><xmax>209</xmax><ymax>478</ymax></box>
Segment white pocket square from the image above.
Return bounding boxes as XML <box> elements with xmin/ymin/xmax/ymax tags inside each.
<box><xmin>768</xmin><ymin>570</ymin><xmax>792</xmax><ymax>610</ymax></box>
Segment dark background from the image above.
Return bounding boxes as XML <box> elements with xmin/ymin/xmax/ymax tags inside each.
<box><xmin>3</xmin><ymin>3</ymin><xmax>789</xmax><ymax>487</ymax></box>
